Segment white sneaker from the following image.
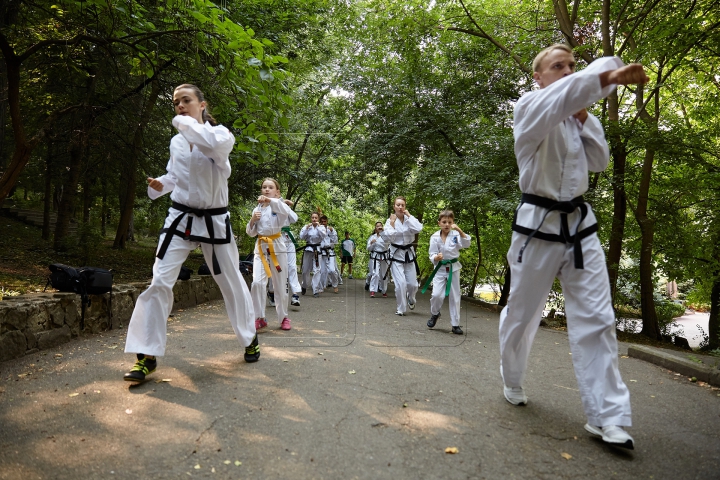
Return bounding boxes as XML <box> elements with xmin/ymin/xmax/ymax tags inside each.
<box><xmin>348</xmin><ymin>274</ymin><xmax>353</xmax><ymax>279</ymax></box>
<box><xmin>503</xmin><ymin>385</ymin><xmax>528</xmax><ymax>406</ymax></box>
<box><xmin>395</xmin><ymin>311</ymin><xmax>405</xmax><ymax>316</ymax></box>
<box><xmin>584</xmin><ymin>424</ymin><xmax>634</xmax><ymax>449</ymax></box>
<box><xmin>408</xmin><ymin>299</ymin><xmax>416</xmax><ymax>310</ymax></box>
<box><xmin>339</xmin><ymin>278</ymin><xmax>344</xmax><ymax>285</ymax></box>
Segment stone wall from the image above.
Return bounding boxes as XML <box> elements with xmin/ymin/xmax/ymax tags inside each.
<box><xmin>0</xmin><ymin>276</ymin><xmax>228</xmax><ymax>362</ymax></box>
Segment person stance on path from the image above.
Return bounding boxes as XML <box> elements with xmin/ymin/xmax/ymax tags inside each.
<box><xmin>499</xmin><ymin>44</ymin><xmax>649</xmax><ymax>449</ymax></box>
<box><xmin>124</xmin><ymin>84</ymin><xmax>259</xmax><ymax>383</ymax></box>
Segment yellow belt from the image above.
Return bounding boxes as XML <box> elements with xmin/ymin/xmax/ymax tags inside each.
<box><xmin>257</xmin><ymin>232</ymin><xmax>282</xmax><ymax>277</ymax></box>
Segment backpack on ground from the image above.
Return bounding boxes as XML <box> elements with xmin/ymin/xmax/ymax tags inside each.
<box><xmin>45</xmin><ymin>264</ymin><xmax>113</xmax><ymax>331</ymax></box>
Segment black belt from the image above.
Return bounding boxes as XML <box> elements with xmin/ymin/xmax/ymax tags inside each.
<box><xmin>511</xmin><ymin>193</ymin><xmax>597</xmax><ymax>269</ymax></box>
<box><xmin>320</xmin><ymin>246</ymin><xmax>336</xmax><ymax>257</ymax></box>
<box><xmin>157</xmin><ymin>202</ymin><xmax>231</xmax><ymax>275</ymax></box>
<box><xmin>390</xmin><ymin>243</ymin><xmax>420</xmax><ymax>276</ymax></box>
<box><xmin>369</xmin><ymin>251</ymin><xmax>390</xmax><ymax>278</ymax></box>
<box><xmin>302</xmin><ymin>243</ymin><xmax>321</xmax><ymax>268</ymax></box>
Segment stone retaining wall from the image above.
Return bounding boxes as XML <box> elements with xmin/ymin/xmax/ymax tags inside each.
<box><xmin>0</xmin><ymin>276</ymin><xmax>227</xmax><ymax>362</ymax></box>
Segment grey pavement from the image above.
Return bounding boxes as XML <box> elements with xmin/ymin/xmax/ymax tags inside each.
<box><xmin>1</xmin><ymin>278</ymin><xmax>719</xmax><ymax>479</ymax></box>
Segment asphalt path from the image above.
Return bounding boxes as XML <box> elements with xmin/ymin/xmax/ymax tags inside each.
<box><xmin>1</xmin><ymin>278</ymin><xmax>719</xmax><ymax>479</ymax></box>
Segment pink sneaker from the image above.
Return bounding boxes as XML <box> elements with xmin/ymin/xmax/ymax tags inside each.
<box><xmin>255</xmin><ymin>318</ymin><xmax>268</xmax><ymax>330</ymax></box>
<box><xmin>280</xmin><ymin>318</ymin><xmax>292</xmax><ymax>330</ymax></box>
<box><xmin>370</xmin><ymin>292</ymin><xmax>375</xmax><ymax>298</ymax></box>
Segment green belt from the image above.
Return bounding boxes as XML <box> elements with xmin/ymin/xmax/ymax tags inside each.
<box><xmin>421</xmin><ymin>258</ymin><xmax>459</xmax><ymax>297</ymax></box>
<box><xmin>281</xmin><ymin>226</ymin><xmax>299</xmax><ymax>250</ymax></box>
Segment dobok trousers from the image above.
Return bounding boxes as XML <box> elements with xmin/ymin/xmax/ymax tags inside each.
<box><xmin>125</xmin><ymin>234</ymin><xmax>255</xmax><ymax>356</ymax></box>
<box><xmin>499</xmin><ymin>231</ymin><xmax>631</xmax><ymax>427</ymax></box>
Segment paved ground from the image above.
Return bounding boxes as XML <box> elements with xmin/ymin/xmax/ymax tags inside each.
<box><xmin>1</xmin><ymin>279</ymin><xmax>719</xmax><ymax>479</ymax></box>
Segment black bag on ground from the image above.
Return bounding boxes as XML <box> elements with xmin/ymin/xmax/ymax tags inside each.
<box><xmin>198</xmin><ymin>263</ymin><xmax>212</xmax><ymax>275</ymax></box>
<box><xmin>178</xmin><ymin>266</ymin><xmax>192</xmax><ymax>280</ymax></box>
<box><xmin>78</xmin><ymin>267</ymin><xmax>113</xmax><ymax>295</ymax></box>
<box><xmin>47</xmin><ymin>264</ymin><xmax>82</xmax><ymax>293</ymax></box>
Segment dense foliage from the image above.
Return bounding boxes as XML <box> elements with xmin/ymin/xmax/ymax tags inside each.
<box><xmin>1</xmin><ymin>0</ymin><xmax>719</xmax><ymax>347</ymax></box>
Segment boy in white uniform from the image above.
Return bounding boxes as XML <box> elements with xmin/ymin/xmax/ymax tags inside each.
<box><xmin>500</xmin><ymin>44</ymin><xmax>649</xmax><ymax>449</ymax></box>
<box><xmin>384</xmin><ymin>196</ymin><xmax>423</xmax><ymax>316</ymax></box>
<box><xmin>423</xmin><ymin>210</ymin><xmax>471</xmax><ymax>334</ymax></box>
<box><xmin>366</xmin><ymin>221</ymin><xmax>389</xmax><ymax>298</ymax></box>
<box><xmin>280</xmin><ymin>199</ymin><xmax>302</xmax><ymax>307</ymax></box>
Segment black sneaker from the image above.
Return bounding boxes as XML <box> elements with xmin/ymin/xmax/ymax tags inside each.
<box><xmin>301</xmin><ymin>287</ymin><xmax>306</xmax><ymax>295</ymax></box>
<box><xmin>427</xmin><ymin>313</ymin><xmax>440</xmax><ymax>328</ymax></box>
<box><xmin>124</xmin><ymin>354</ymin><xmax>157</xmax><ymax>382</ymax></box>
<box><xmin>291</xmin><ymin>294</ymin><xmax>300</xmax><ymax>306</ymax></box>
<box><xmin>244</xmin><ymin>334</ymin><xmax>260</xmax><ymax>363</ymax></box>
<box><xmin>365</xmin><ymin>283</ymin><xmax>370</xmax><ymax>291</ymax></box>
<box><xmin>452</xmin><ymin>326</ymin><xmax>463</xmax><ymax>335</ymax></box>
<box><xmin>267</xmin><ymin>291</ymin><xmax>275</xmax><ymax>306</ymax></box>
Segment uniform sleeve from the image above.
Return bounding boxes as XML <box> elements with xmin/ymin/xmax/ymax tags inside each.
<box><xmin>514</xmin><ymin>56</ymin><xmax>624</xmax><ymax>167</ymax></box>
<box><xmin>245</xmin><ymin>207</ymin><xmax>260</xmax><ymax>237</ymax></box>
<box><xmin>318</xmin><ymin>226</ymin><xmax>328</xmax><ymax>241</ymax></box>
<box><xmin>299</xmin><ymin>225</ymin><xmax>309</xmax><ymax>240</ymax></box>
<box><xmin>268</xmin><ymin>198</ymin><xmax>291</xmax><ymax>224</ymax></box>
<box><xmin>383</xmin><ymin>218</ymin><xmax>397</xmax><ymax>243</ymax></box>
<box><xmin>458</xmin><ymin>233</ymin><xmax>472</xmax><ymax>249</ymax></box>
<box><xmin>367</xmin><ymin>236</ymin><xmax>374</xmax><ymax>250</ymax></box>
<box><xmin>172</xmin><ymin>115</ymin><xmax>235</xmax><ymax>174</ymax></box>
<box><xmin>405</xmin><ymin>215</ymin><xmax>423</xmax><ymax>234</ymax></box>
<box><xmin>287</xmin><ymin>208</ymin><xmax>299</xmax><ymax>225</ymax></box>
<box><xmin>579</xmin><ymin>114</ymin><xmax>610</xmax><ymax>172</ymax></box>
<box><xmin>428</xmin><ymin>234</ymin><xmax>441</xmax><ymax>265</ymax></box>
<box><xmin>148</xmin><ymin>158</ymin><xmax>177</xmax><ymax>200</ymax></box>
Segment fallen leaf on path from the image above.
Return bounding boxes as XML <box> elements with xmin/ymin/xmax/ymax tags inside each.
<box><xmin>234</xmin><ymin>461</ymin><xmax>242</xmax><ymax>466</ymax></box>
<box><xmin>403</xmin><ymin>403</ymin><xmax>408</xmax><ymax>407</ymax></box>
<box><xmin>108</xmin><ymin>346</ymin><xmax>118</xmax><ymax>349</ymax></box>
<box><xmin>283</xmin><ymin>360</ymin><xmax>289</xmax><ymax>362</ymax></box>
<box><xmin>211</xmin><ymin>467</ymin><xmax>216</xmax><ymax>473</ymax></box>
<box><xmin>445</xmin><ymin>447</ymin><xmax>459</xmax><ymax>454</ymax></box>
<box><xmin>630</xmin><ymin>379</ymin><xmax>637</xmax><ymax>382</ymax></box>
<box><xmin>194</xmin><ymin>464</ymin><xmax>200</xmax><ymax>469</ymax></box>
<box><xmin>561</xmin><ymin>452</ymin><xmax>572</xmax><ymax>460</ymax></box>
<box><xmin>318</xmin><ymin>353</ymin><xmax>324</xmax><ymax>355</ymax></box>
<box><xmin>620</xmin><ymin>355</ymin><xmax>628</xmax><ymax>358</ymax></box>
<box><xmin>55</xmin><ymin>354</ymin><xmax>63</xmax><ymax>358</ymax></box>
<box><xmin>317</xmin><ymin>320</ymin><xmax>325</xmax><ymax>323</ymax></box>
<box><xmin>348</xmin><ymin>370</ymin><xmax>356</xmax><ymax>374</ymax></box>
<box><xmin>69</xmin><ymin>393</ymin><xmax>79</xmax><ymax>397</ymax></box>
<box><xmin>125</xmin><ymin>409</ymin><xmax>132</xmax><ymax>414</ymax></box>
<box><xmin>94</xmin><ymin>390</ymin><xmax>101</xmax><ymax>394</ymax></box>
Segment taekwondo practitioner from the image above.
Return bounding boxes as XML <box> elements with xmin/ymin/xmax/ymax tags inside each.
<box><xmin>247</xmin><ymin>178</ymin><xmax>293</xmax><ymax>331</ymax></box>
<box><xmin>299</xmin><ymin>213</ymin><xmax>327</xmax><ymax>297</ymax></box>
<box><xmin>319</xmin><ymin>215</ymin><xmax>340</xmax><ymax>293</ymax></box>
<box><xmin>366</xmin><ymin>221</ymin><xmax>390</xmax><ymax>298</ymax></box>
<box><xmin>124</xmin><ymin>84</ymin><xmax>258</xmax><ymax>383</ymax></box>
<box><xmin>422</xmin><ymin>210</ymin><xmax>471</xmax><ymax>334</ymax></box>
<box><xmin>500</xmin><ymin>43</ymin><xmax>649</xmax><ymax>449</ymax></box>
<box><xmin>383</xmin><ymin>196</ymin><xmax>423</xmax><ymax>316</ymax></box>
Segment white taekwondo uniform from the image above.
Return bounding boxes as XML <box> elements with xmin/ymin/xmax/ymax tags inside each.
<box><xmin>499</xmin><ymin>56</ymin><xmax>631</xmax><ymax>428</ymax></box>
<box><xmin>125</xmin><ymin>115</ymin><xmax>255</xmax><ymax>355</ymax></box>
<box><xmin>320</xmin><ymin>226</ymin><xmax>340</xmax><ymax>289</ymax></box>
<box><xmin>299</xmin><ymin>223</ymin><xmax>327</xmax><ymax>294</ymax></box>
<box><xmin>366</xmin><ymin>232</ymin><xmax>389</xmax><ymax>294</ymax></box>
<box><xmin>427</xmin><ymin>230</ymin><xmax>471</xmax><ymax>327</ymax></box>
<box><xmin>383</xmin><ymin>214</ymin><xmax>423</xmax><ymax>314</ymax></box>
<box><xmin>246</xmin><ymin>198</ymin><xmax>292</xmax><ymax>323</ymax></box>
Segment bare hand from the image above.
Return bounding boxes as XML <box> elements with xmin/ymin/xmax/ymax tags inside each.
<box><xmin>451</xmin><ymin>223</ymin><xmax>459</xmax><ymax>231</ymax></box>
<box><xmin>370</xmin><ymin>239</ymin><xmax>376</xmax><ymax>244</ymax></box>
<box><xmin>147</xmin><ymin>177</ymin><xmax>163</xmax><ymax>192</ymax></box>
<box><xmin>257</xmin><ymin>195</ymin><xmax>270</xmax><ymax>205</ymax></box>
<box><xmin>435</xmin><ymin>253</ymin><xmax>443</xmax><ymax>262</ymax></box>
<box><xmin>573</xmin><ymin>109</ymin><xmax>588</xmax><ymax>125</ymax></box>
<box><xmin>601</xmin><ymin>64</ymin><xmax>649</xmax><ymax>87</ymax></box>
<box><xmin>252</xmin><ymin>210</ymin><xmax>262</xmax><ymax>221</ymax></box>
<box><xmin>284</xmin><ymin>199</ymin><xmax>294</xmax><ymax>207</ymax></box>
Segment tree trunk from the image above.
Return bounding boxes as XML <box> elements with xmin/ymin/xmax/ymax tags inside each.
<box><xmin>101</xmin><ymin>177</ymin><xmax>107</xmax><ymax>237</ymax></box>
<box><xmin>635</xmin><ymin>145</ymin><xmax>661</xmax><ymax>339</ymax></box>
<box><xmin>42</xmin><ymin>144</ymin><xmax>52</xmax><ymax>240</ymax></box>
<box><xmin>498</xmin><ymin>263</ymin><xmax>511</xmax><ymax>307</ymax></box>
<box><xmin>114</xmin><ymin>81</ymin><xmax>160</xmax><ymax>249</ymax></box>
<box><xmin>54</xmin><ymin>123</ymin><xmax>85</xmax><ymax>251</ymax></box>
<box><xmin>82</xmin><ymin>172</ymin><xmax>92</xmax><ymax>224</ymax></box>
<box><xmin>470</xmin><ymin>211</ymin><xmax>482</xmax><ymax>299</ymax></box>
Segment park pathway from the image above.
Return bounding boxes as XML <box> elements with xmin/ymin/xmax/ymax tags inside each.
<box><xmin>1</xmin><ymin>278</ymin><xmax>719</xmax><ymax>479</ymax></box>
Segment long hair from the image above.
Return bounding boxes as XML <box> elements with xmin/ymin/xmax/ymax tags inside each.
<box><xmin>174</xmin><ymin>84</ymin><xmax>218</xmax><ymax>126</ymax></box>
